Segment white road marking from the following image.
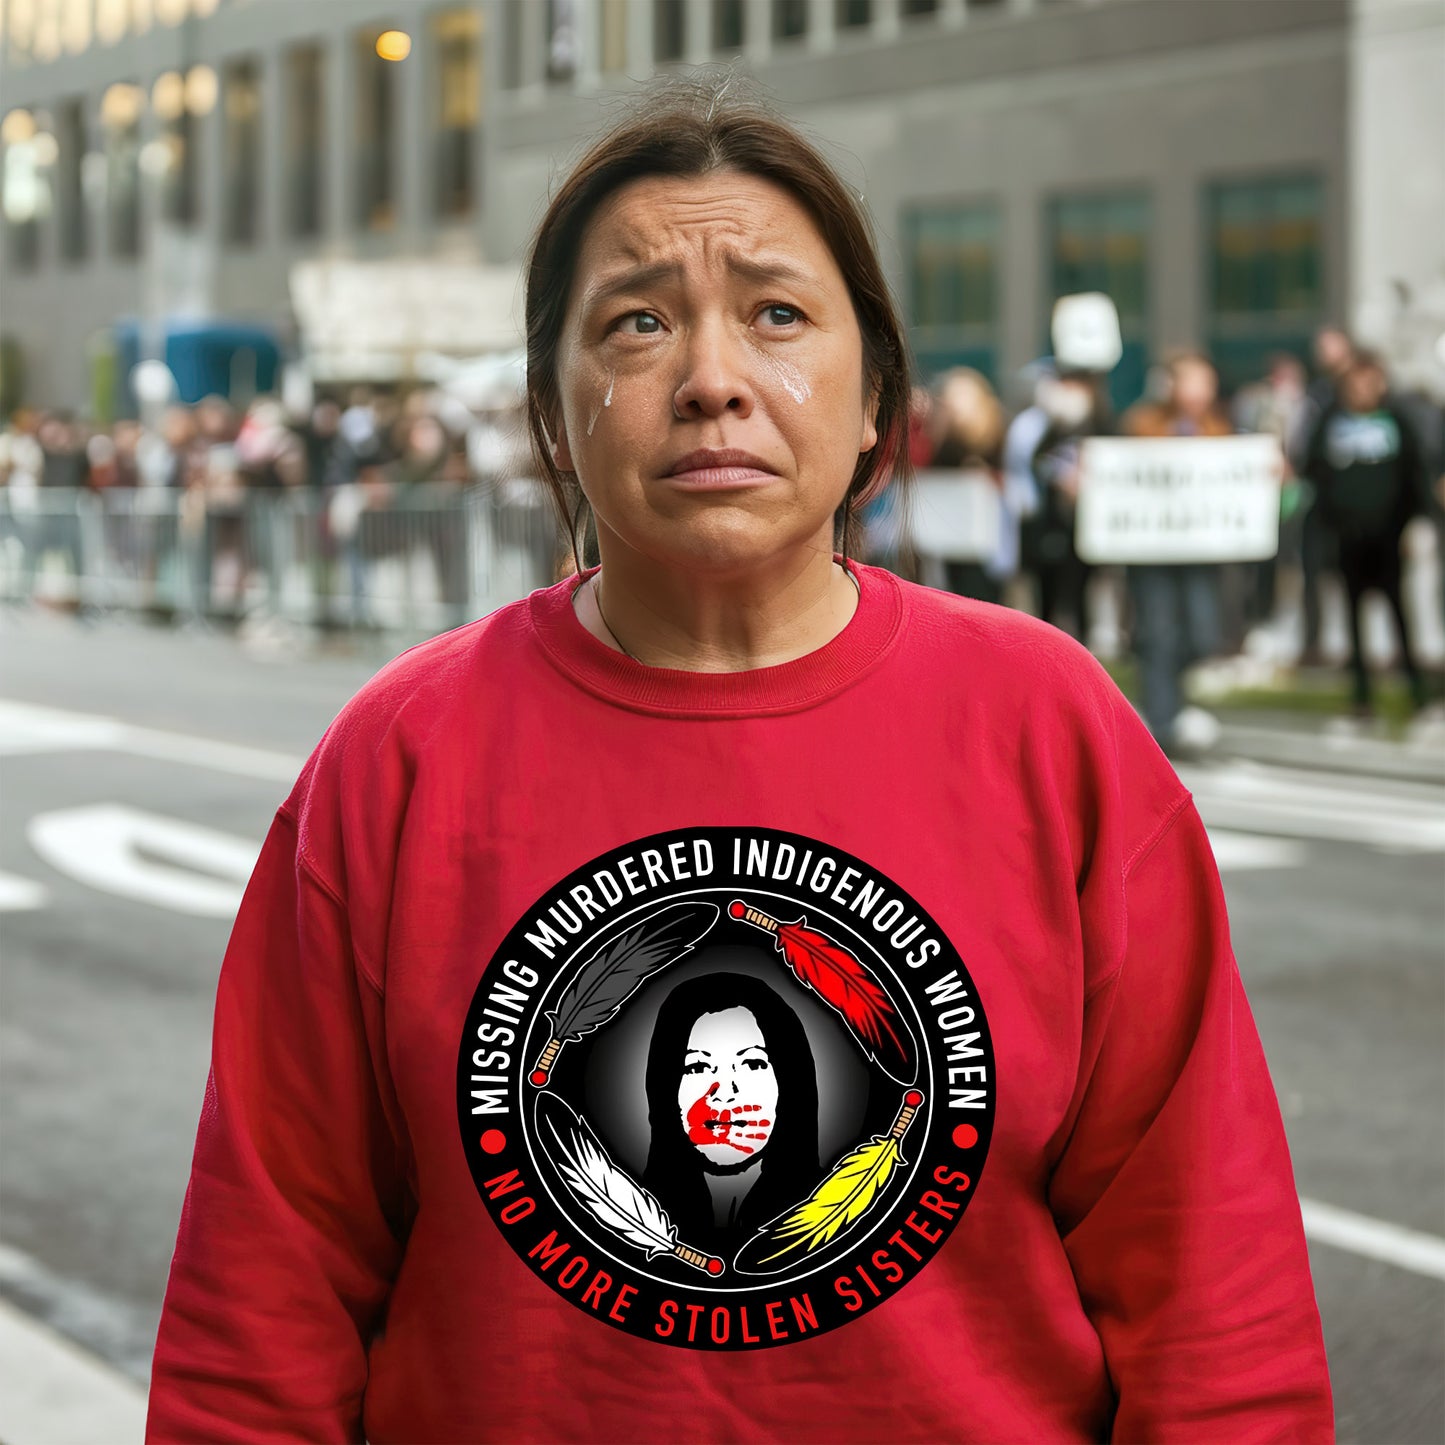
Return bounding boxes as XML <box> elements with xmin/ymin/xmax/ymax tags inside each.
<box><xmin>1206</xmin><ymin>829</ymin><xmax>1308</xmax><ymax>871</ymax></box>
<box><xmin>1180</xmin><ymin>759</ymin><xmax>1445</xmax><ymax>852</ymax></box>
<box><xmin>0</xmin><ymin>1296</ymin><xmax>146</xmax><ymax>1445</ymax></box>
<box><xmin>0</xmin><ymin>699</ymin><xmax>303</xmax><ymax>781</ymax></box>
<box><xmin>1299</xmin><ymin>1197</ymin><xmax>1445</xmax><ymax>1281</ymax></box>
<box><xmin>0</xmin><ymin>870</ymin><xmax>50</xmax><ymax>911</ymax></box>
<box><xmin>27</xmin><ymin>805</ymin><xmax>260</xmax><ymax>918</ymax></box>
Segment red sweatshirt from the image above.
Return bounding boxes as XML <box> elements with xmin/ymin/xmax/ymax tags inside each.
<box><xmin>148</xmin><ymin>560</ymin><xmax>1332</xmax><ymax>1444</ymax></box>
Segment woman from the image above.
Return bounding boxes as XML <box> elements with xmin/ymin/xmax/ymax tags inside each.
<box><xmin>925</xmin><ymin>366</ymin><xmax>1007</xmax><ymax>604</ymax></box>
<box><xmin>642</xmin><ymin>973</ymin><xmax>820</xmax><ymax>1246</ymax></box>
<box><xmin>1121</xmin><ymin>350</ymin><xmax>1234</xmax><ymax>752</ymax></box>
<box><xmin>147</xmin><ymin>81</ymin><xmax>1332</xmax><ymax>1442</ymax></box>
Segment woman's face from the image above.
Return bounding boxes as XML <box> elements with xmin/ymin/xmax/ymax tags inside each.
<box><xmin>552</xmin><ymin>171</ymin><xmax>878</xmax><ymax>575</ymax></box>
<box><xmin>677</xmin><ymin>1005</ymin><xmax>778</xmax><ymax>1168</ymax></box>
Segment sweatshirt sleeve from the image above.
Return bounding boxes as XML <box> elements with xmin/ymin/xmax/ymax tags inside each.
<box><xmin>1048</xmin><ymin>797</ymin><xmax>1334</xmax><ymax>1444</ymax></box>
<box><xmin>146</xmin><ymin>804</ymin><xmax>410</xmax><ymax>1444</ymax></box>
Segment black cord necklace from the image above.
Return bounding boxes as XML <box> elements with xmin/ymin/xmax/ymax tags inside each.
<box><xmin>591</xmin><ymin>565</ymin><xmax>860</xmax><ymax>665</ymax></box>
<box><xmin>591</xmin><ymin>574</ymin><xmax>637</xmax><ymax>661</ymax></box>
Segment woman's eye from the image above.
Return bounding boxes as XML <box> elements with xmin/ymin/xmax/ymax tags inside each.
<box><xmin>743</xmin><ymin>1057</ymin><xmax>771</xmax><ymax>1072</ymax></box>
<box><xmin>682</xmin><ymin>1060</ymin><xmax>709</xmax><ymax>1076</ymax></box>
<box><xmin>618</xmin><ymin>312</ymin><xmax>662</xmax><ymax>335</ymax></box>
<box><xmin>760</xmin><ymin>304</ymin><xmax>801</xmax><ymax>328</ymax></box>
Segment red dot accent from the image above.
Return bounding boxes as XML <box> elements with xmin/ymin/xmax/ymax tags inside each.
<box><xmin>479</xmin><ymin>1129</ymin><xmax>507</xmax><ymax>1155</ymax></box>
<box><xmin>904</xmin><ymin>1089</ymin><xmax>924</xmax><ymax>1107</ymax></box>
<box><xmin>529</xmin><ymin>1070</ymin><xmax>548</xmax><ymax>1087</ymax></box>
<box><xmin>729</xmin><ymin>901</ymin><xmax>746</xmax><ymax>919</ymax></box>
<box><xmin>952</xmin><ymin>1123</ymin><xmax>979</xmax><ymax>1150</ymax></box>
<box><xmin>706</xmin><ymin>1257</ymin><xmax>724</xmax><ymax>1276</ymax></box>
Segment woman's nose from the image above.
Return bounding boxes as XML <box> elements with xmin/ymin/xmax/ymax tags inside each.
<box><xmin>673</xmin><ymin>322</ymin><xmax>755</xmax><ymax>420</ymax></box>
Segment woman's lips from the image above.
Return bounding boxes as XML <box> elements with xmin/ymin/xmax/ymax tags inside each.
<box><xmin>662</xmin><ymin>449</ymin><xmax>780</xmax><ymax>490</ymax></box>
<box><xmin>666</xmin><ymin>466</ymin><xmax>778</xmax><ymax>489</ymax></box>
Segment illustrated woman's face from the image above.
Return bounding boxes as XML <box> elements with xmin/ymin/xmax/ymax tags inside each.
<box><xmin>677</xmin><ymin>1005</ymin><xmax>778</xmax><ymax>1167</ymax></box>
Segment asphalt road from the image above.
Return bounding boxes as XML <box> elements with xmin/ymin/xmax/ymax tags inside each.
<box><xmin>1</xmin><ymin>608</ymin><xmax>1441</xmax><ymax>1443</ymax></box>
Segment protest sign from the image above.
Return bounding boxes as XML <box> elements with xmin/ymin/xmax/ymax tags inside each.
<box><xmin>908</xmin><ymin>470</ymin><xmax>1002</xmax><ymax>562</ymax></box>
<box><xmin>1075</xmin><ymin>435</ymin><xmax>1282</xmax><ymax>564</ymax></box>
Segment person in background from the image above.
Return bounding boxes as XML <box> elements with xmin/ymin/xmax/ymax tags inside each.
<box><xmin>24</xmin><ymin>413</ymin><xmax>92</xmax><ymax>611</ymax></box>
<box><xmin>1233</xmin><ymin>352</ymin><xmax>1308</xmax><ymax>633</ymax></box>
<box><xmin>1122</xmin><ymin>350</ymin><xmax>1233</xmax><ymax>754</ymax></box>
<box><xmin>1295</xmin><ymin>326</ymin><xmax>1355</xmax><ymax>662</ymax></box>
<box><xmin>1019</xmin><ymin>365</ymin><xmax>1110</xmax><ymax>640</ymax></box>
<box><xmin>928</xmin><ymin>366</ymin><xmax>1006</xmax><ymax>602</ymax></box>
<box><xmin>1301</xmin><ymin>349</ymin><xmax>1432</xmax><ymax>716</ymax></box>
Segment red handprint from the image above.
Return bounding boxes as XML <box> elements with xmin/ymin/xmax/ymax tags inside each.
<box><xmin>685</xmin><ymin>1081</ymin><xmax>772</xmax><ymax>1156</ymax></box>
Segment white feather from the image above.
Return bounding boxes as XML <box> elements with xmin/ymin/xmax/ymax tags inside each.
<box><xmin>543</xmin><ymin>1111</ymin><xmax>677</xmax><ymax>1260</ymax></box>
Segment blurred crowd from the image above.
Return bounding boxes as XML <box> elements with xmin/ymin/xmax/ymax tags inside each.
<box><xmin>2</xmin><ymin>330</ymin><xmax>1443</xmax><ymax>752</ymax></box>
<box><xmin>868</xmin><ymin>328</ymin><xmax>1445</xmax><ymax>752</ymax></box>
<box><xmin>0</xmin><ymin>384</ymin><xmax>529</xmax><ymax>501</ymax></box>
<box><xmin>0</xmin><ymin>383</ymin><xmax>535</xmax><ymax>628</ymax></box>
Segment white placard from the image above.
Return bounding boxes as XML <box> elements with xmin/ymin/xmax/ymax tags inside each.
<box><xmin>1051</xmin><ymin>293</ymin><xmax>1123</xmax><ymax>373</ymax></box>
<box><xmin>909</xmin><ymin>469</ymin><xmax>1002</xmax><ymax>562</ymax></box>
<box><xmin>1075</xmin><ymin>435</ymin><xmax>1282</xmax><ymax>564</ymax></box>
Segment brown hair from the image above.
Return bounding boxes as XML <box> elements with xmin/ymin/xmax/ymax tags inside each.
<box><xmin>524</xmin><ymin>76</ymin><xmax>912</xmax><ymax>574</ymax></box>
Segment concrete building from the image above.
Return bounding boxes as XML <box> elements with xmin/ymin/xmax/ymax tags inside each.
<box><xmin>2</xmin><ymin>0</ymin><xmax>1442</xmax><ymax>414</ymax></box>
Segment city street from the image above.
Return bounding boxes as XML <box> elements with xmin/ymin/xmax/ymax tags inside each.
<box><xmin>1</xmin><ymin>607</ymin><xmax>1442</xmax><ymax>1444</ymax></box>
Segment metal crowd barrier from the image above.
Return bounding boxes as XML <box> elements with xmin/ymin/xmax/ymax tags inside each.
<box><xmin>0</xmin><ymin>480</ymin><xmax>563</xmax><ymax>635</ymax></box>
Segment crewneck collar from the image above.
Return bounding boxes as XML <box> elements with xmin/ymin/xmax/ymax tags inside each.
<box><xmin>527</xmin><ymin>556</ymin><xmax>903</xmax><ymax>718</ymax></box>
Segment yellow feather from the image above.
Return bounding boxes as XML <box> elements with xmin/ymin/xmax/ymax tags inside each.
<box><xmin>758</xmin><ymin>1138</ymin><xmax>901</xmax><ymax>1262</ymax></box>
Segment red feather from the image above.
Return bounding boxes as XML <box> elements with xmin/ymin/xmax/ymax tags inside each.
<box><xmin>774</xmin><ymin>921</ymin><xmax>917</xmax><ymax>1083</ymax></box>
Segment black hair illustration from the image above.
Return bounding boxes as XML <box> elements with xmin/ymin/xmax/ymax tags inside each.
<box><xmin>642</xmin><ymin>972</ymin><xmax>820</xmax><ymax>1249</ymax></box>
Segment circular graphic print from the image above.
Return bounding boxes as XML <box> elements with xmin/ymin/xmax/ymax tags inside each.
<box><xmin>456</xmin><ymin>826</ymin><xmax>995</xmax><ymax>1350</ymax></box>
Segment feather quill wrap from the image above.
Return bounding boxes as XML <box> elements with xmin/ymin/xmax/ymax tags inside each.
<box><xmin>729</xmin><ymin>900</ymin><xmax>918</xmax><ymax>1084</ymax></box>
<box><xmin>530</xmin><ymin>902</ymin><xmax>718</xmax><ymax>1085</ymax></box>
<box><xmin>733</xmin><ymin>1091</ymin><xmax>924</xmax><ymax>1276</ymax></box>
<box><xmin>536</xmin><ymin>1095</ymin><xmax>722</xmax><ymax>1275</ymax></box>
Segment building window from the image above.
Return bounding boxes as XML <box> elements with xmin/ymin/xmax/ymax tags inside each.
<box><xmin>152</xmin><ymin>71</ymin><xmax>198</xmax><ymax>227</ymax></box>
<box><xmin>547</xmin><ymin>0</ymin><xmax>577</xmax><ymax>82</ymax></box>
<box><xmin>599</xmin><ymin>0</ymin><xmax>629</xmax><ymax>72</ymax></box>
<box><xmin>714</xmin><ymin>0</ymin><xmax>743</xmax><ymax>52</ymax></box>
<box><xmin>902</xmin><ymin>0</ymin><xmax>938</xmax><ymax>18</ymax></box>
<box><xmin>904</xmin><ymin>200</ymin><xmax>1000</xmax><ymax>383</ymax></box>
<box><xmin>57</xmin><ymin>97</ymin><xmax>87</xmax><ymax>262</ymax></box>
<box><xmin>502</xmin><ymin>0</ymin><xmax>523</xmax><ymax>88</ymax></box>
<box><xmin>1047</xmin><ymin>190</ymin><xmax>1151</xmax><ymax>409</ymax></box>
<box><xmin>1206</xmin><ymin>174</ymin><xmax>1323</xmax><ymax>388</ymax></box>
<box><xmin>7</xmin><ymin>0</ymin><xmax>37</xmax><ymax>62</ymax></box>
<box><xmin>100</xmin><ymin>82</ymin><xmax>142</xmax><ymax>259</ymax></box>
<box><xmin>655</xmin><ymin>0</ymin><xmax>684</xmax><ymax>62</ymax></box>
<box><xmin>836</xmin><ymin>0</ymin><xmax>872</xmax><ymax>27</ymax></box>
<box><xmin>286</xmin><ymin>44</ymin><xmax>324</xmax><ymax>239</ymax></box>
<box><xmin>2</xmin><ymin>109</ymin><xmax>48</xmax><ymax>271</ymax></box>
<box><xmin>434</xmin><ymin>9</ymin><xmax>479</xmax><ymax>219</ymax></box>
<box><xmin>33</xmin><ymin>0</ymin><xmax>62</xmax><ymax>62</ymax></box>
<box><xmin>773</xmin><ymin>0</ymin><xmax>808</xmax><ymax>42</ymax></box>
<box><xmin>355</xmin><ymin>28</ymin><xmax>398</xmax><ymax>230</ymax></box>
<box><xmin>222</xmin><ymin>56</ymin><xmax>261</xmax><ymax>245</ymax></box>
<box><xmin>96</xmin><ymin>0</ymin><xmax>128</xmax><ymax>45</ymax></box>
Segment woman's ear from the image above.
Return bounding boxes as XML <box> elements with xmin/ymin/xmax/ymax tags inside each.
<box><xmin>860</xmin><ymin>382</ymin><xmax>881</xmax><ymax>455</ymax></box>
<box><xmin>552</xmin><ymin>418</ymin><xmax>574</xmax><ymax>473</ymax></box>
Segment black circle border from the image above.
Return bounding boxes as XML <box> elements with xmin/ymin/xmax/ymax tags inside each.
<box><xmin>455</xmin><ymin>825</ymin><xmax>996</xmax><ymax>1351</ymax></box>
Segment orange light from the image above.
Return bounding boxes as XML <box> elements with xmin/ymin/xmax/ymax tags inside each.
<box><xmin>375</xmin><ymin>30</ymin><xmax>412</xmax><ymax>63</ymax></box>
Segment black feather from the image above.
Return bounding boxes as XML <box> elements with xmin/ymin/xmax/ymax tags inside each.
<box><xmin>546</xmin><ymin>902</ymin><xmax>719</xmax><ymax>1042</ymax></box>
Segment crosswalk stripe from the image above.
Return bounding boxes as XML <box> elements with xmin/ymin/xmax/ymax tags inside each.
<box><xmin>1299</xmin><ymin>1198</ymin><xmax>1445</xmax><ymax>1281</ymax></box>
<box><xmin>0</xmin><ymin>1295</ymin><xmax>147</xmax><ymax>1445</ymax></box>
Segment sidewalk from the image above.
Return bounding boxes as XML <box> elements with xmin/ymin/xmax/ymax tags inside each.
<box><xmin>1212</xmin><ymin>710</ymin><xmax>1445</xmax><ymax>785</ymax></box>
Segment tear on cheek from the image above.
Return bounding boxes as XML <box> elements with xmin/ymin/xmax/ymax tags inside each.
<box><xmin>752</xmin><ymin>349</ymin><xmax>812</xmax><ymax>404</ymax></box>
<box><xmin>586</xmin><ymin>370</ymin><xmax>616</xmax><ymax>437</ymax></box>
